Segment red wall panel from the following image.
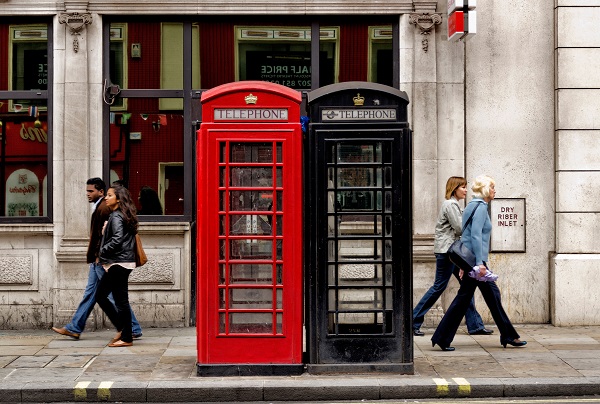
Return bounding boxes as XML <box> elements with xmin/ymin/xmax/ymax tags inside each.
<box><xmin>200</xmin><ymin>22</ymin><xmax>235</xmax><ymax>89</ymax></box>
<box><xmin>128</xmin><ymin>22</ymin><xmax>161</xmax><ymax>89</ymax></box>
<box><xmin>338</xmin><ymin>23</ymin><xmax>368</xmax><ymax>82</ymax></box>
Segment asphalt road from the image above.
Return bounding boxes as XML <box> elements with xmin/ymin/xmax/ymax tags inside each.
<box><xmin>54</xmin><ymin>398</ymin><xmax>600</xmax><ymax>404</ymax></box>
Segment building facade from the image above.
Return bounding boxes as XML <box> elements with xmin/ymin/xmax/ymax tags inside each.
<box><xmin>0</xmin><ymin>0</ymin><xmax>592</xmax><ymax>330</ymax></box>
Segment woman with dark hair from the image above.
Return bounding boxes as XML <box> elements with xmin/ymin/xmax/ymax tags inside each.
<box><xmin>138</xmin><ymin>186</ymin><xmax>163</xmax><ymax>215</ymax></box>
<box><xmin>96</xmin><ymin>184</ymin><xmax>139</xmax><ymax>347</ymax></box>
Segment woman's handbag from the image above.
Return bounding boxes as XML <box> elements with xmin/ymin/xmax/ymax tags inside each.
<box><xmin>447</xmin><ymin>238</ymin><xmax>477</xmax><ymax>271</ymax></box>
<box><xmin>447</xmin><ymin>203</ymin><xmax>481</xmax><ymax>271</ymax></box>
<box><xmin>134</xmin><ymin>234</ymin><xmax>148</xmax><ymax>267</ymax></box>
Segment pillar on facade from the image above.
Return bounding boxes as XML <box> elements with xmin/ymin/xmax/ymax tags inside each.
<box><xmin>53</xmin><ymin>2</ymin><xmax>97</xmax><ymax>325</ymax></box>
<box><xmin>552</xmin><ymin>4</ymin><xmax>600</xmax><ymax>326</ymax></box>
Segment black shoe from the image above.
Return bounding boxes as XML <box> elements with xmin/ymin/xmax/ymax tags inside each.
<box><xmin>502</xmin><ymin>339</ymin><xmax>527</xmax><ymax>348</ymax></box>
<box><xmin>469</xmin><ymin>328</ymin><xmax>494</xmax><ymax>335</ymax></box>
<box><xmin>432</xmin><ymin>341</ymin><xmax>455</xmax><ymax>351</ymax></box>
<box><xmin>413</xmin><ymin>329</ymin><xmax>425</xmax><ymax>336</ymax></box>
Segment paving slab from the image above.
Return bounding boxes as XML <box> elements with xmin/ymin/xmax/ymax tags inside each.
<box><xmin>0</xmin><ymin>337</ymin><xmax>53</xmax><ymax>346</ymax></box>
<box><xmin>6</xmin><ymin>355</ymin><xmax>55</xmax><ymax>368</ymax></box>
<box><xmin>427</xmin><ymin>355</ymin><xmax>512</xmax><ymax>378</ymax></box>
<box><xmin>0</xmin><ymin>346</ymin><xmax>41</xmax><ymax>356</ymax></box>
<box><xmin>5</xmin><ymin>368</ymin><xmax>84</xmax><ymax>383</ymax></box>
<box><xmin>0</xmin><ymin>357</ymin><xmax>17</xmax><ymax>368</ymax></box>
<box><xmin>78</xmin><ymin>371</ymin><xmax>156</xmax><ymax>382</ymax></box>
<box><xmin>46</xmin><ymin>355</ymin><xmax>95</xmax><ymax>368</ymax></box>
<box><xmin>84</xmin><ymin>354</ymin><xmax>161</xmax><ymax>372</ymax></box>
<box><xmin>551</xmin><ymin>348</ymin><xmax>600</xmax><ymax>358</ymax></box>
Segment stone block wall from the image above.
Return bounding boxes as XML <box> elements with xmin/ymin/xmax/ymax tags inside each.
<box><xmin>552</xmin><ymin>0</ymin><xmax>600</xmax><ymax>325</ymax></box>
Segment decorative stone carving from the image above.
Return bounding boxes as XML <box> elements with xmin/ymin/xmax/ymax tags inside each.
<box><xmin>0</xmin><ymin>255</ymin><xmax>33</xmax><ymax>285</ymax></box>
<box><xmin>409</xmin><ymin>13</ymin><xmax>442</xmax><ymax>52</ymax></box>
<box><xmin>58</xmin><ymin>12</ymin><xmax>92</xmax><ymax>53</ymax></box>
<box><xmin>129</xmin><ymin>253</ymin><xmax>175</xmax><ymax>284</ymax></box>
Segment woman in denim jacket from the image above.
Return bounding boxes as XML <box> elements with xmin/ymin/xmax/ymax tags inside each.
<box><xmin>431</xmin><ymin>175</ymin><xmax>526</xmax><ymax>351</ymax></box>
<box><xmin>412</xmin><ymin>176</ymin><xmax>491</xmax><ymax>337</ymax></box>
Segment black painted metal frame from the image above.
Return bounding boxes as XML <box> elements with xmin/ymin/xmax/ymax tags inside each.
<box><xmin>305</xmin><ymin>82</ymin><xmax>413</xmax><ymax>373</ymax></box>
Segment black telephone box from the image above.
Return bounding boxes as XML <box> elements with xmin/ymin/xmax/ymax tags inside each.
<box><xmin>305</xmin><ymin>82</ymin><xmax>413</xmax><ymax>374</ymax></box>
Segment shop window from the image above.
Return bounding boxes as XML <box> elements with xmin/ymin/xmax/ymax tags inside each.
<box><xmin>0</xmin><ymin>22</ymin><xmax>51</xmax><ymax>220</ymax></box>
<box><xmin>160</xmin><ymin>22</ymin><xmax>200</xmax><ymax>110</ymax></box>
<box><xmin>108</xmin><ymin>98</ymin><xmax>184</xmax><ymax>216</ymax></box>
<box><xmin>368</xmin><ymin>26</ymin><xmax>393</xmax><ymax>87</ymax></box>
<box><xmin>106</xmin><ymin>21</ymin><xmax>193</xmax><ymax>220</ymax></box>
<box><xmin>236</xmin><ymin>26</ymin><xmax>338</xmax><ymax>90</ymax></box>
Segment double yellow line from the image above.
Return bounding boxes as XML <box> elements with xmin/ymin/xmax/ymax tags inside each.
<box><xmin>433</xmin><ymin>377</ymin><xmax>471</xmax><ymax>396</ymax></box>
<box><xmin>74</xmin><ymin>381</ymin><xmax>113</xmax><ymax>400</ymax></box>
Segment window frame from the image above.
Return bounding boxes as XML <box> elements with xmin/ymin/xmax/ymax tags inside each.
<box><xmin>102</xmin><ymin>16</ymin><xmax>400</xmax><ymax>222</ymax></box>
<box><xmin>108</xmin><ymin>23</ymin><xmax>128</xmax><ymax>111</ymax></box>
<box><xmin>234</xmin><ymin>25</ymin><xmax>340</xmax><ymax>90</ymax></box>
<box><xmin>0</xmin><ymin>17</ymin><xmax>53</xmax><ymax>224</ymax></box>
<box><xmin>103</xmin><ymin>18</ymin><xmax>192</xmax><ymax>222</ymax></box>
<box><xmin>368</xmin><ymin>26</ymin><xmax>393</xmax><ymax>85</ymax></box>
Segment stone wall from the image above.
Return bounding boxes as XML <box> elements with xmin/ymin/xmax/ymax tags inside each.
<box><xmin>552</xmin><ymin>0</ymin><xmax>600</xmax><ymax>325</ymax></box>
<box><xmin>463</xmin><ymin>0</ymin><xmax>555</xmax><ymax>323</ymax></box>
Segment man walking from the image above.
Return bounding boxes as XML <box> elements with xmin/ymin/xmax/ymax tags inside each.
<box><xmin>52</xmin><ymin>177</ymin><xmax>142</xmax><ymax>339</ymax></box>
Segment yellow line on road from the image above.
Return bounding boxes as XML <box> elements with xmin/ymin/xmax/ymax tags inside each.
<box><xmin>452</xmin><ymin>377</ymin><xmax>471</xmax><ymax>395</ymax></box>
<box><xmin>97</xmin><ymin>381</ymin><xmax>113</xmax><ymax>401</ymax></box>
<box><xmin>73</xmin><ymin>381</ymin><xmax>90</xmax><ymax>400</ymax></box>
<box><xmin>433</xmin><ymin>378</ymin><xmax>449</xmax><ymax>396</ymax></box>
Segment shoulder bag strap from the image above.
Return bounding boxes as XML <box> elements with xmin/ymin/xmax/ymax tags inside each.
<box><xmin>462</xmin><ymin>202</ymin><xmax>482</xmax><ymax>232</ymax></box>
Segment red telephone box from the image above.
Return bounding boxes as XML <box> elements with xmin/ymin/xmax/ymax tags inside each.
<box><xmin>197</xmin><ymin>82</ymin><xmax>304</xmax><ymax>376</ymax></box>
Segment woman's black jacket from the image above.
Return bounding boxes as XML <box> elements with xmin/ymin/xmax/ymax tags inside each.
<box><xmin>99</xmin><ymin>210</ymin><xmax>136</xmax><ymax>264</ymax></box>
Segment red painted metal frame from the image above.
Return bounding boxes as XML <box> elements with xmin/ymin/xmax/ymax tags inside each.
<box><xmin>197</xmin><ymin>82</ymin><xmax>302</xmax><ymax>364</ymax></box>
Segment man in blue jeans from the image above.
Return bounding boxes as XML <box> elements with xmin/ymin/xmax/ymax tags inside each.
<box><xmin>52</xmin><ymin>178</ymin><xmax>142</xmax><ymax>339</ymax></box>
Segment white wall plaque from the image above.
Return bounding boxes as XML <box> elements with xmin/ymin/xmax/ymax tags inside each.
<box><xmin>490</xmin><ymin>198</ymin><xmax>526</xmax><ymax>252</ymax></box>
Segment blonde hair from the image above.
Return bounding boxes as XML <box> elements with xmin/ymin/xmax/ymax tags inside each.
<box><xmin>445</xmin><ymin>176</ymin><xmax>467</xmax><ymax>200</ymax></box>
<box><xmin>471</xmin><ymin>175</ymin><xmax>495</xmax><ymax>199</ymax></box>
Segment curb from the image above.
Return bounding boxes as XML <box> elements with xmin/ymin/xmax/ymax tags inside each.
<box><xmin>3</xmin><ymin>377</ymin><xmax>600</xmax><ymax>402</ymax></box>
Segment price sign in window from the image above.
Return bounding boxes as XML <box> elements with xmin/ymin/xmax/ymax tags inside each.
<box><xmin>236</xmin><ymin>26</ymin><xmax>338</xmax><ymax>90</ymax></box>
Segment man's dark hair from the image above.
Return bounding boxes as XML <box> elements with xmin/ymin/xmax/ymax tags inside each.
<box><xmin>86</xmin><ymin>177</ymin><xmax>106</xmax><ymax>193</ymax></box>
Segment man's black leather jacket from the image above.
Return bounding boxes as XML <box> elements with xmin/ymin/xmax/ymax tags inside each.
<box><xmin>99</xmin><ymin>210</ymin><xmax>136</xmax><ymax>264</ymax></box>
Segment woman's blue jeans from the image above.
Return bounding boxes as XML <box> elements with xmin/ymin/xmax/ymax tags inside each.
<box><xmin>65</xmin><ymin>263</ymin><xmax>141</xmax><ymax>336</ymax></box>
<box><xmin>412</xmin><ymin>253</ymin><xmax>485</xmax><ymax>333</ymax></box>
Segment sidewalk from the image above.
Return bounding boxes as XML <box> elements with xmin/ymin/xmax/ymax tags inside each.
<box><xmin>1</xmin><ymin>324</ymin><xmax>600</xmax><ymax>402</ymax></box>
